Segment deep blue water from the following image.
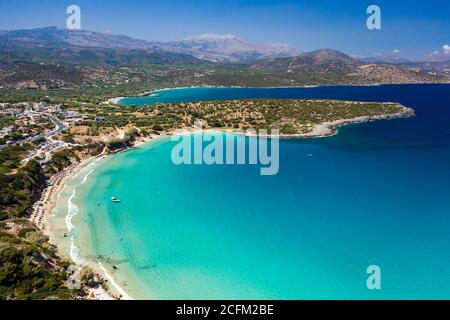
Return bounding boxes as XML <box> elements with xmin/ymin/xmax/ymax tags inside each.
<box><xmin>73</xmin><ymin>85</ymin><xmax>450</xmax><ymax>299</ymax></box>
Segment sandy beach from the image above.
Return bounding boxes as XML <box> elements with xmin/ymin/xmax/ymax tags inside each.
<box><xmin>31</xmin><ymin>160</ymin><xmax>90</xmax><ymax>233</ymax></box>
<box><xmin>29</xmin><ymin>157</ymin><xmax>119</xmax><ymax>300</ymax></box>
<box><xmin>29</xmin><ymin>134</ymin><xmax>164</xmax><ymax>300</ymax></box>
<box><xmin>103</xmin><ymin>97</ymin><xmax>125</xmax><ymax>105</ymax></box>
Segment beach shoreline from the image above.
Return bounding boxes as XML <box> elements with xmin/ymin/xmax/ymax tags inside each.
<box><xmin>103</xmin><ymin>96</ymin><xmax>125</xmax><ymax>105</ymax></box>
<box><xmin>29</xmin><ymin>155</ymin><xmax>121</xmax><ymax>300</ymax></box>
<box><xmin>31</xmin><ymin>133</ymin><xmax>167</xmax><ymax>300</ymax></box>
<box><xmin>31</xmin><ymin>158</ymin><xmax>96</xmax><ymax>234</ymax></box>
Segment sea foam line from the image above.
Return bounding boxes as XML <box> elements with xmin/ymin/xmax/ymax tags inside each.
<box><xmin>66</xmin><ymin>188</ymin><xmax>78</xmax><ymax>233</ymax></box>
<box><xmin>65</xmin><ymin>166</ymin><xmax>96</xmax><ymax>232</ymax></box>
<box><xmin>65</xmin><ymin>166</ymin><xmax>96</xmax><ymax>267</ymax></box>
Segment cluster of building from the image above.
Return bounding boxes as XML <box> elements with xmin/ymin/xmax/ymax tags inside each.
<box><xmin>0</xmin><ymin>101</ymin><xmax>107</xmax><ymax>164</ymax></box>
<box><xmin>51</xmin><ymin>105</ymin><xmax>89</xmax><ymax>123</ymax></box>
<box><xmin>21</xmin><ymin>139</ymin><xmax>71</xmax><ymax>165</ymax></box>
<box><xmin>0</xmin><ymin>126</ymin><xmax>13</xmax><ymax>138</ymax></box>
<box><xmin>0</xmin><ymin>102</ymin><xmax>90</xmax><ymax>124</ymax></box>
<box><xmin>0</xmin><ymin>102</ymin><xmax>22</xmax><ymax>118</ymax></box>
<box><xmin>15</xmin><ymin>110</ymin><xmax>45</xmax><ymax>126</ymax></box>
<box><xmin>0</xmin><ymin>101</ymin><xmax>84</xmax><ymax>155</ymax></box>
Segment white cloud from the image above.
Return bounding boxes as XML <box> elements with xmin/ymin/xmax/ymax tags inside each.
<box><xmin>426</xmin><ymin>46</ymin><xmax>450</xmax><ymax>62</ymax></box>
<box><xmin>393</xmin><ymin>49</ymin><xmax>400</xmax><ymax>54</ymax></box>
<box><xmin>443</xmin><ymin>44</ymin><xmax>450</xmax><ymax>54</ymax></box>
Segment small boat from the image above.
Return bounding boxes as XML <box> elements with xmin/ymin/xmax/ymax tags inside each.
<box><xmin>111</xmin><ymin>197</ymin><xmax>121</xmax><ymax>203</ymax></box>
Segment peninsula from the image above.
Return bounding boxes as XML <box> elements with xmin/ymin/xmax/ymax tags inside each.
<box><xmin>66</xmin><ymin>98</ymin><xmax>414</xmax><ymax>142</ymax></box>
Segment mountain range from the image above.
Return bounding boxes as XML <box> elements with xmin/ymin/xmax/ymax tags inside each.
<box><xmin>0</xmin><ymin>27</ymin><xmax>449</xmax><ymax>91</ymax></box>
<box><xmin>150</xmin><ymin>33</ymin><xmax>301</xmax><ymax>63</ymax></box>
<box><xmin>0</xmin><ymin>27</ymin><xmax>300</xmax><ymax>63</ymax></box>
<box><xmin>250</xmin><ymin>49</ymin><xmax>449</xmax><ymax>84</ymax></box>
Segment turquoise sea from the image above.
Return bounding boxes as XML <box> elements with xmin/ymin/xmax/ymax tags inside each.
<box><xmin>54</xmin><ymin>84</ymin><xmax>450</xmax><ymax>299</ymax></box>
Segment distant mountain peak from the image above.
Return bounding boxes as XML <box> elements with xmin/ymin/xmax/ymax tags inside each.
<box><xmin>312</xmin><ymin>48</ymin><xmax>345</xmax><ymax>54</ymax></box>
<box><xmin>250</xmin><ymin>48</ymin><xmax>358</xmax><ymax>73</ymax></box>
<box><xmin>306</xmin><ymin>48</ymin><xmax>353</xmax><ymax>59</ymax></box>
<box><xmin>250</xmin><ymin>48</ymin><xmax>450</xmax><ymax>84</ymax></box>
<box><xmin>358</xmin><ymin>54</ymin><xmax>411</xmax><ymax>65</ymax></box>
<box><xmin>185</xmin><ymin>33</ymin><xmax>241</xmax><ymax>41</ymax></box>
<box><xmin>159</xmin><ymin>33</ymin><xmax>301</xmax><ymax>63</ymax></box>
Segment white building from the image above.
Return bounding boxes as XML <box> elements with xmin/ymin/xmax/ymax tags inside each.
<box><xmin>65</xmin><ymin>111</ymin><xmax>84</xmax><ymax>123</ymax></box>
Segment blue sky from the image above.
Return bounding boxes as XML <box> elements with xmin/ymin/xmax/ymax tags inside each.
<box><xmin>0</xmin><ymin>0</ymin><xmax>449</xmax><ymax>60</ymax></box>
